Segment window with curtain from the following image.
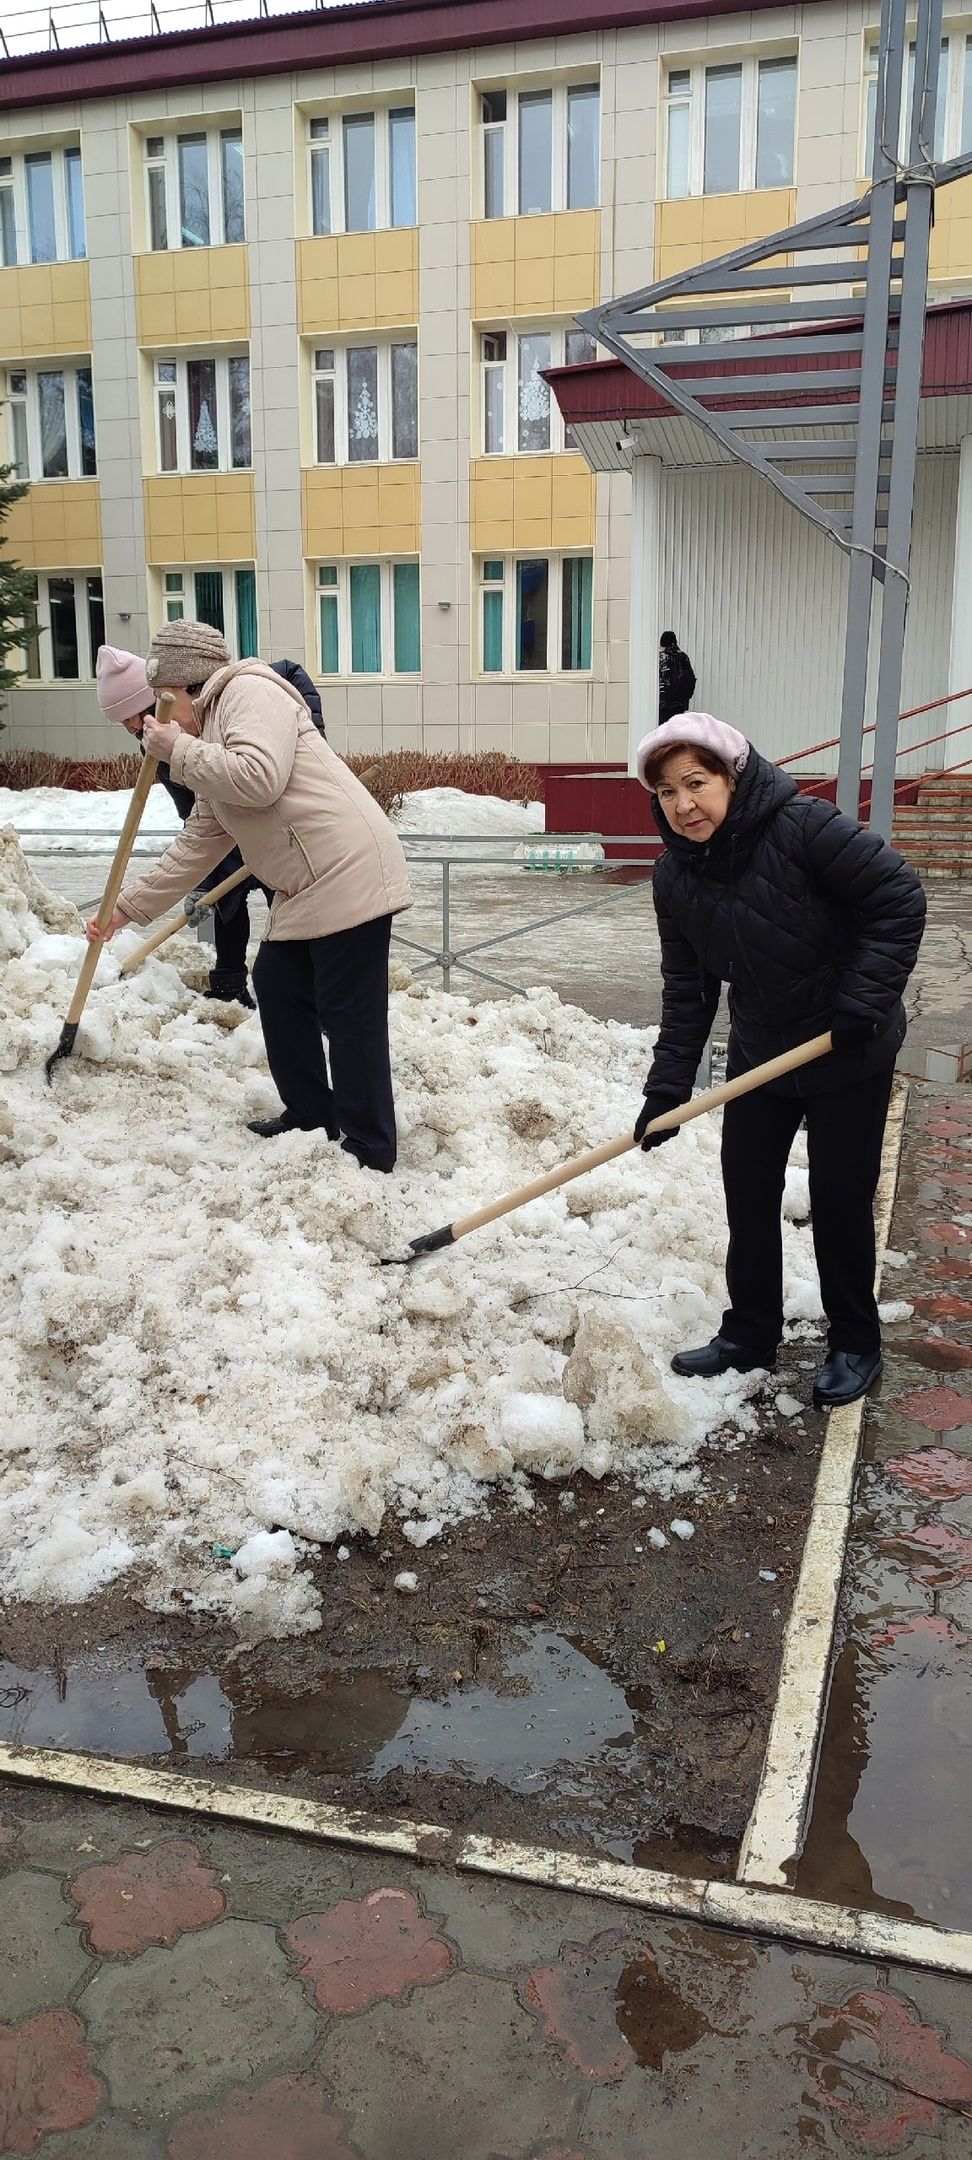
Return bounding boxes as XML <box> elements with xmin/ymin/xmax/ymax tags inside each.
<box><xmin>178</xmin><ymin>134</ymin><xmax>211</xmax><ymax>247</ymax></box>
<box><xmin>566</xmin><ymin>84</ymin><xmax>599</xmax><ymax>208</ymax></box>
<box><xmin>0</xmin><ymin>158</ymin><xmax>17</xmax><ymax>267</ymax></box>
<box><xmin>389</xmin><ymin>107</ymin><xmax>416</xmax><ymax>227</ymax></box>
<box><xmin>147</xmin><ymin>138</ymin><xmax>168</xmax><ymax>249</ymax></box>
<box><xmin>86</xmin><ymin>574</ymin><xmax>105</xmax><ymax>667</ymax></box>
<box><xmin>220</xmin><ymin>130</ymin><xmax>245</xmax><ymax>244</ymax></box>
<box><xmin>17</xmin><ymin>572</ymin><xmax>102</xmax><ymax>681</ymax></box>
<box><xmin>704</xmin><ymin>65</ymin><xmax>742</xmax><ymax>193</ymax></box>
<box><xmin>76</xmin><ymin>369</ymin><xmax>96</xmax><ymax>477</ymax></box>
<box><xmin>38</xmin><ymin>371</ymin><xmax>68</xmax><ymax>479</ymax></box>
<box><xmin>391</xmin><ymin>342</ymin><xmax>418</xmax><ymax>459</ymax></box>
<box><xmin>26</xmin><ymin>154</ymin><xmax>56</xmax><ymax>264</ymax></box>
<box><xmin>317</xmin><ymin>559</ymin><xmax>421</xmax><ymax>675</ymax></box>
<box><xmin>154</xmin><ymin>352</ymin><xmax>249</xmax><ymax>473</ymax></box>
<box><xmin>48</xmin><ymin>576</ymin><xmax>81</xmax><ymax>678</ymax></box>
<box><xmin>313</xmin><ymin>340</ymin><xmax>417</xmax><ymax>464</ymax></box>
<box><xmin>518</xmin><ymin>91</ymin><xmax>553</xmax><ymax>215</ymax></box>
<box><xmin>561</xmin><ymin>556</ymin><xmax>592</xmax><ymax>670</ymax></box>
<box><xmin>235</xmin><ymin>568</ymin><xmax>258</xmax><ymax>658</ymax></box>
<box><xmin>229</xmin><ymin>356</ymin><xmax>251</xmax><ymax>469</ymax></box>
<box><xmin>65</xmin><ymin>148</ymin><xmax>86</xmax><ymax>259</ymax></box>
<box><xmin>189</xmin><ymin>359</ymin><xmax>220</xmax><ymax>470</ymax></box>
<box><xmin>310</xmin><ymin>117</ymin><xmax>331</xmax><ymax>235</ymax></box>
<box><xmin>393</xmin><ymin>562</ymin><xmax>421</xmax><ymax>672</ymax></box>
<box><xmin>481</xmin><ymin>91</ymin><xmax>506</xmax><ymax>219</ymax></box>
<box><xmin>314</xmin><ymin>349</ymin><xmax>336</xmax><ymax>463</ymax></box>
<box><xmin>194</xmin><ymin>569</ymin><xmax>225</xmax><ymax>634</ymax></box>
<box><xmin>343</xmin><ymin>113</ymin><xmax>377</xmax><ymax>232</ymax></box>
<box><xmin>347</xmin><ymin>347</ymin><xmax>380</xmax><ymax>462</ymax></box>
<box><xmin>7</xmin><ymin>372</ymin><xmax>29</xmax><ymax>478</ymax></box>
<box><xmin>517</xmin><ymin>333</ymin><xmax>552</xmax><ymax>453</ymax></box>
<box><xmin>350</xmin><ymin>562</ymin><xmax>382</xmax><ymax>673</ymax></box>
<box><xmin>478</xmin><ymin>554</ymin><xmax>593</xmax><ymax>674</ymax></box>
<box><xmin>666</xmin><ymin>54</ymin><xmax>797</xmax><ymax>196</ymax></box>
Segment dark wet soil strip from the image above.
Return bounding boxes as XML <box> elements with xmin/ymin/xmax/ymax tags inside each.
<box><xmin>0</xmin><ymin>1354</ymin><xmax>827</xmax><ymax>1875</ymax></box>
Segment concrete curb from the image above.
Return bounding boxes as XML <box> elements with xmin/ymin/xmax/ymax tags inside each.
<box><xmin>736</xmin><ymin>1079</ymin><xmax>908</xmax><ymax>1890</ymax></box>
<box><xmin>0</xmin><ymin>1737</ymin><xmax>970</xmax><ymax>1976</ymax></box>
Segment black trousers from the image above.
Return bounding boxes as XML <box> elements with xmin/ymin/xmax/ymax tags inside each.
<box><xmin>720</xmin><ymin>1063</ymin><xmax>895</xmax><ymax>1359</ymax></box>
<box><xmin>213</xmin><ymin>893</ymin><xmax>251</xmax><ymax>975</ymax></box>
<box><xmin>252</xmin><ymin>914</ymin><xmax>396</xmax><ymax>1170</ymax></box>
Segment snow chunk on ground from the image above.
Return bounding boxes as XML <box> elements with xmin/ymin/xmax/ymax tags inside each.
<box><xmin>878</xmin><ymin>1299</ymin><xmax>914</xmax><ymax>1323</ymax></box>
<box><xmin>0</xmin><ymin>831</ymin><xmax>825</xmax><ymax>1642</ymax></box>
<box><xmin>395</xmin><ymin>787</ymin><xmax>543</xmax><ymax>838</ymax></box>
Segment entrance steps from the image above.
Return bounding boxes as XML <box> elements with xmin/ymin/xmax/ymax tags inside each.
<box><xmin>892</xmin><ymin>773</ymin><xmax>972</xmax><ymax>875</ymax></box>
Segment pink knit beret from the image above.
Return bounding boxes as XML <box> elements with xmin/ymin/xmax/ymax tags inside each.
<box><xmin>636</xmin><ymin>712</ymin><xmax>750</xmax><ymax>790</ymax></box>
<box><xmin>95</xmin><ymin>645</ymin><xmax>153</xmax><ymax>726</ymax></box>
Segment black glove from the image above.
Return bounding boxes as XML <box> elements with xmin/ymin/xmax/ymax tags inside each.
<box><xmin>635</xmin><ymin>1089</ymin><xmax>683</xmax><ymax>1152</ymax></box>
<box><xmin>830</xmin><ymin>1013</ymin><xmax>879</xmax><ymax>1053</ymax></box>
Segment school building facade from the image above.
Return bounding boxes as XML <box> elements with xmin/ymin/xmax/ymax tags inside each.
<box><xmin>2</xmin><ymin>0</ymin><xmax>972</xmax><ymax>769</ymax></box>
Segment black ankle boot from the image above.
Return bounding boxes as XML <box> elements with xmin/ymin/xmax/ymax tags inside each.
<box><xmin>205</xmin><ymin>969</ymin><xmax>255</xmax><ymax>1009</ymax></box>
<box><xmin>671</xmin><ymin>1333</ymin><xmax>777</xmax><ymax>1379</ymax></box>
<box><xmin>248</xmin><ymin>1111</ymin><xmax>340</xmax><ymax>1140</ymax></box>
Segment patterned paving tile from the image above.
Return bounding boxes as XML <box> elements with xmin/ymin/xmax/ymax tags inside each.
<box><xmin>286</xmin><ymin>1891</ymin><xmax>453</xmax><ymax>2014</ymax></box>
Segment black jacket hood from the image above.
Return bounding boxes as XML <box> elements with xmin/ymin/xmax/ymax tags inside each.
<box><xmin>651</xmin><ymin>745</ymin><xmax>799</xmax><ymax>866</ymax></box>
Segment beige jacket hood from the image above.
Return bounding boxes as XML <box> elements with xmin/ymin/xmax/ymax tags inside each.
<box><xmin>117</xmin><ymin>659</ymin><xmax>412</xmax><ymax>941</ymax></box>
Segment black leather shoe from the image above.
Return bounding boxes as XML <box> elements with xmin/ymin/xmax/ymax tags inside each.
<box><xmin>247</xmin><ymin>1112</ymin><xmax>337</xmax><ymax>1139</ymax></box>
<box><xmin>812</xmin><ymin>1348</ymin><xmax>883</xmax><ymax>1409</ymax></box>
<box><xmin>671</xmin><ymin>1333</ymin><xmax>777</xmax><ymax>1379</ymax></box>
<box><xmin>205</xmin><ymin>969</ymin><xmax>255</xmax><ymax>1009</ymax></box>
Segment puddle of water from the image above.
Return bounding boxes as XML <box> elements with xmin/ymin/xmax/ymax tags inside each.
<box><xmin>0</xmin><ymin>1629</ymin><xmax>644</xmax><ymax>1797</ymax></box>
<box><xmin>794</xmin><ymin>1554</ymin><xmax>972</xmax><ymax>1930</ymax></box>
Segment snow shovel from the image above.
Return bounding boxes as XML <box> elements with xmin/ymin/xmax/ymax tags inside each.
<box><xmin>44</xmin><ymin>693</ymin><xmax>174</xmax><ymax>1082</ymax></box>
<box><xmin>381</xmin><ymin>1030</ymin><xmax>834</xmax><ymax>1265</ymax></box>
<box><xmin>118</xmin><ymin>863</ymin><xmax>251</xmax><ymax>975</ymax></box>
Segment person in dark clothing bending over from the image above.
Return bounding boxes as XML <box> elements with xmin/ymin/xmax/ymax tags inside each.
<box><xmin>659</xmin><ymin>630</ymin><xmax>696</xmax><ymax>724</ymax></box>
<box><xmin>633</xmin><ymin>710</ymin><xmax>925</xmax><ymax>1412</ymax></box>
<box><xmin>96</xmin><ymin>646</ymin><xmax>325</xmax><ymax>1008</ymax></box>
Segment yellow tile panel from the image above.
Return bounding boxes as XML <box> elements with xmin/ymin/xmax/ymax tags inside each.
<box><xmin>143</xmin><ymin>474</ymin><xmax>255</xmax><ymax>563</ymax></box>
<box><xmin>471</xmin><ymin>210</ymin><xmax>601</xmax><ymax>319</ymax></box>
<box><xmin>134</xmin><ymin>246</ymin><xmax>250</xmax><ymax>348</ymax></box>
<box><xmin>5</xmin><ymin>480</ymin><xmax>101</xmax><ymax>568</ymax></box>
<box><xmin>301</xmin><ymin>462</ymin><xmax>421</xmax><ymax>557</ymax></box>
<box><xmin>297</xmin><ymin>230</ymin><xmax>419</xmax><ymax>334</ymax></box>
<box><xmin>471</xmin><ymin>454</ymin><xmax>595</xmax><ymax>552</ymax></box>
<box><xmin>0</xmin><ymin>262</ymin><xmax>92</xmax><ymax>362</ymax></box>
<box><xmin>654</xmin><ymin>190</ymin><xmax>795</xmax><ymax>282</ymax></box>
<box><xmin>930</xmin><ymin>174</ymin><xmax>972</xmax><ymax>280</ymax></box>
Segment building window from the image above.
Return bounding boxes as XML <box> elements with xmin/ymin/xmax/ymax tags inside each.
<box><xmin>0</xmin><ymin>142</ymin><xmax>86</xmax><ymax>267</ymax></box>
<box><xmin>316</xmin><ymin>559</ymin><xmax>421</xmax><ymax>676</ymax></box>
<box><xmin>478</xmin><ymin>553</ymin><xmax>593</xmax><ymax>674</ymax></box>
<box><xmin>2</xmin><ymin>364</ymin><xmax>96</xmax><ymax>481</ymax></box>
<box><xmin>306</xmin><ymin>104</ymin><xmax>416</xmax><ymax>235</ymax></box>
<box><xmin>479</xmin><ymin>325</ymin><xmax>596</xmax><ymax>455</ymax></box>
<box><xmin>479</xmin><ymin>80</ymin><xmax>599</xmax><ymax>218</ymax></box>
<box><xmin>863</xmin><ymin>34</ymin><xmax>968</xmax><ymax>167</ymax></box>
<box><xmin>153</xmin><ymin>353</ymin><xmax>250</xmax><ymax>473</ymax></box>
<box><xmin>141</xmin><ymin>124</ymin><xmax>245</xmax><ymax>251</ymax></box>
<box><xmin>17</xmin><ymin>571</ymin><xmax>103</xmax><ymax>681</ymax></box>
<box><xmin>664</xmin><ymin>53</ymin><xmax>797</xmax><ymax>198</ymax></box>
<box><xmin>311</xmin><ymin>340</ymin><xmax>418</xmax><ymax>464</ymax></box>
<box><xmin>160</xmin><ymin>565</ymin><xmax>258</xmax><ymax>656</ymax></box>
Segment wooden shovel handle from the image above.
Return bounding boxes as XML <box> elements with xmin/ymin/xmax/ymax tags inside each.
<box><xmin>65</xmin><ymin>748</ymin><xmax>162</xmax><ymax>1027</ymax></box>
<box><xmin>449</xmin><ymin>1031</ymin><xmax>834</xmax><ymax>1244</ymax></box>
<box><xmin>119</xmin><ymin>863</ymin><xmax>251</xmax><ymax>975</ymax></box>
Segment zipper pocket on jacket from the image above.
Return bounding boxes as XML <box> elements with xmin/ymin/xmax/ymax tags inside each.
<box><xmin>287</xmin><ymin>826</ymin><xmax>315</xmax><ymax>879</ymax></box>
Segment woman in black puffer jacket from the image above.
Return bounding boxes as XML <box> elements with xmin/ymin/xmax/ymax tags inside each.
<box><xmin>634</xmin><ymin>712</ymin><xmax>926</xmax><ymax>1410</ymax></box>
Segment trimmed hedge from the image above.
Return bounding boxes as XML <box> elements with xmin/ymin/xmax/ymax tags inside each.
<box><xmin>0</xmin><ymin>745</ymin><xmax>544</xmax><ymax>813</ymax></box>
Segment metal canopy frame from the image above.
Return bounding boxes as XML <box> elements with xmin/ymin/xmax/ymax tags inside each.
<box><xmin>580</xmin><ymin>0</ymin><xmax>970</xmax><ymax>835</ymax></box>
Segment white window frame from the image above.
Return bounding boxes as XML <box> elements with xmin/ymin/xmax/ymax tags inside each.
<box><xmin>477</xmin><ymin>78</ymin><xmax>600</xmax><ymax>218</ymax></box>
<box><xmin>662</xmin><ymin>51</ymin><xmax>798</xmax><ymax>199</ymax></box>
<box><xmin>140</xmin><ymin>123</ymin><xmax>245</xmax><ymax>253</ymax></box>
<box><xmin>152</xmin><ymin>351</ymin><xmax>251</xmax><ymax>475</ymax></box>
<box><xmin>315</xmin><ymin>557</ymin><xmax>422</xmax><ymax>678</ymax></box>
<box><xmin>476</xmin><ymin>551</ymin><xmax>594</xmax><ymax>677</ymax></box>
<box><xmin>17</xmin><ymin>570</ymin><xmax>104</xmax><ymax>683</ymax></box>
<box><xmin>309</xmin><ymin>337</ymin><xmax>419</xmax><ymax>466</ymax></box>
<box><xmin>304</xmin><ymin>101</ymin><xmax>417</xmax><ymax>236</ymax></box>
<box><xmin>862</xmin><ymin>30</ymin><xmax>970</xmax><ymax>170</ymax></box>
<box><xmin>157</xmin><ymin>565</ymin><xmax>257</xmax><ymax>659</ymax></box>
<box><xmin>0</xmin><ymin>141</ymin><xmax>85</xmax><ymax>266</ymax></box>
<box><xmin>479</xmin><ymin>324</ymin><xmax>596</xmax><ymax>456</ymax></box>
<box><xmin>2</xmin><ymin>362</ymin><xmax>96</xmax><ymax>481</ymax></box>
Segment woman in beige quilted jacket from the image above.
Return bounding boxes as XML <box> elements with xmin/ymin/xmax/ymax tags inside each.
<box><xmin>86</xmin><ymin>619</ymin><xmax>413</xmax><ymax>1172</ymax></box>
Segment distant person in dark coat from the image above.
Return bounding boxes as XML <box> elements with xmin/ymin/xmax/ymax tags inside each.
<box><xmin>96</xmin><ymin>645</ymin><xmax>326</xmax><ymax>1008</ymax></box>
<box><xmin>659</xmin><ymin>630</ymin><xmax>696</xmax><ymax>723</ymax></box>
<box><xmin>633</xmin><ymin>711</ymin><xmax>926</xmax><ymax>1412</ymax></box>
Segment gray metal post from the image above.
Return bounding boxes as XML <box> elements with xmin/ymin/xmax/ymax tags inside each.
<box><xmin>441</xmin><ymin>858</ymin><xmax>451</xmax><ymax>994</ymax></box>
<box><xmin>836</xmin><ymin>0</ymin><xmax>906</xmax><ymax>818</ymax></box>
<box><xmin>869</xmin><ymin>0</ymin><xmax>944</xmax><ymax>837</ymax></box>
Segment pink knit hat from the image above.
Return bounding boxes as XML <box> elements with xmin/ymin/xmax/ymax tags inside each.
<box><xmin>636</xmin><ymin>712</ymin><xmax>750</xmax><ymax>791</ymax></box>
<box><xmin>96</xmin><ymin>645</ymin><xmax>153</xmax><ymax>726</ymax></box>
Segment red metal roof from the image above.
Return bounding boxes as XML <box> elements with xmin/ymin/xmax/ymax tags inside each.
<box><xmin>0</xmin><ymin>0</ymin><xmax>834</xmax><ymax>111</ymax></box>
<box><xmin>546</xmin><ymin>298</ymin><xmax>972</xmax><ymax>426</ymax></box>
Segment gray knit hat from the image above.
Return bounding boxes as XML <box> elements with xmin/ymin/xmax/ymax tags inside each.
<box><xmin>145</xmin><ymin>619</ymin><xmax>231</xmax><ymax>690</ymax></box>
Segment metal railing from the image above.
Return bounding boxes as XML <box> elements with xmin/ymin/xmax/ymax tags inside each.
<box><xmin>395</xmin><ymin>834</ymin><xmax>655</xmax><ymax>996</ymax></box>
<box><xmin>779</xmin><ymin>685</ymin><xmax>972</xmax><ymax>799</ymax></box>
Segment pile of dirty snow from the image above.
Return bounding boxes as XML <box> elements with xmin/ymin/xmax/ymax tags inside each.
<box><xmin>394</xmin><ymin>787</ymin><xmax>544</xmax><ymax>839</ymax></box>
<box><xmin>0</xmin><ymin>827</ymin><xmax>819</xmax><ymax>1644</ymax></box>
<box><xmin>0</xmin><ymin>782</ymin><xmax>544</xmax><ymax>858</ymax></box>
